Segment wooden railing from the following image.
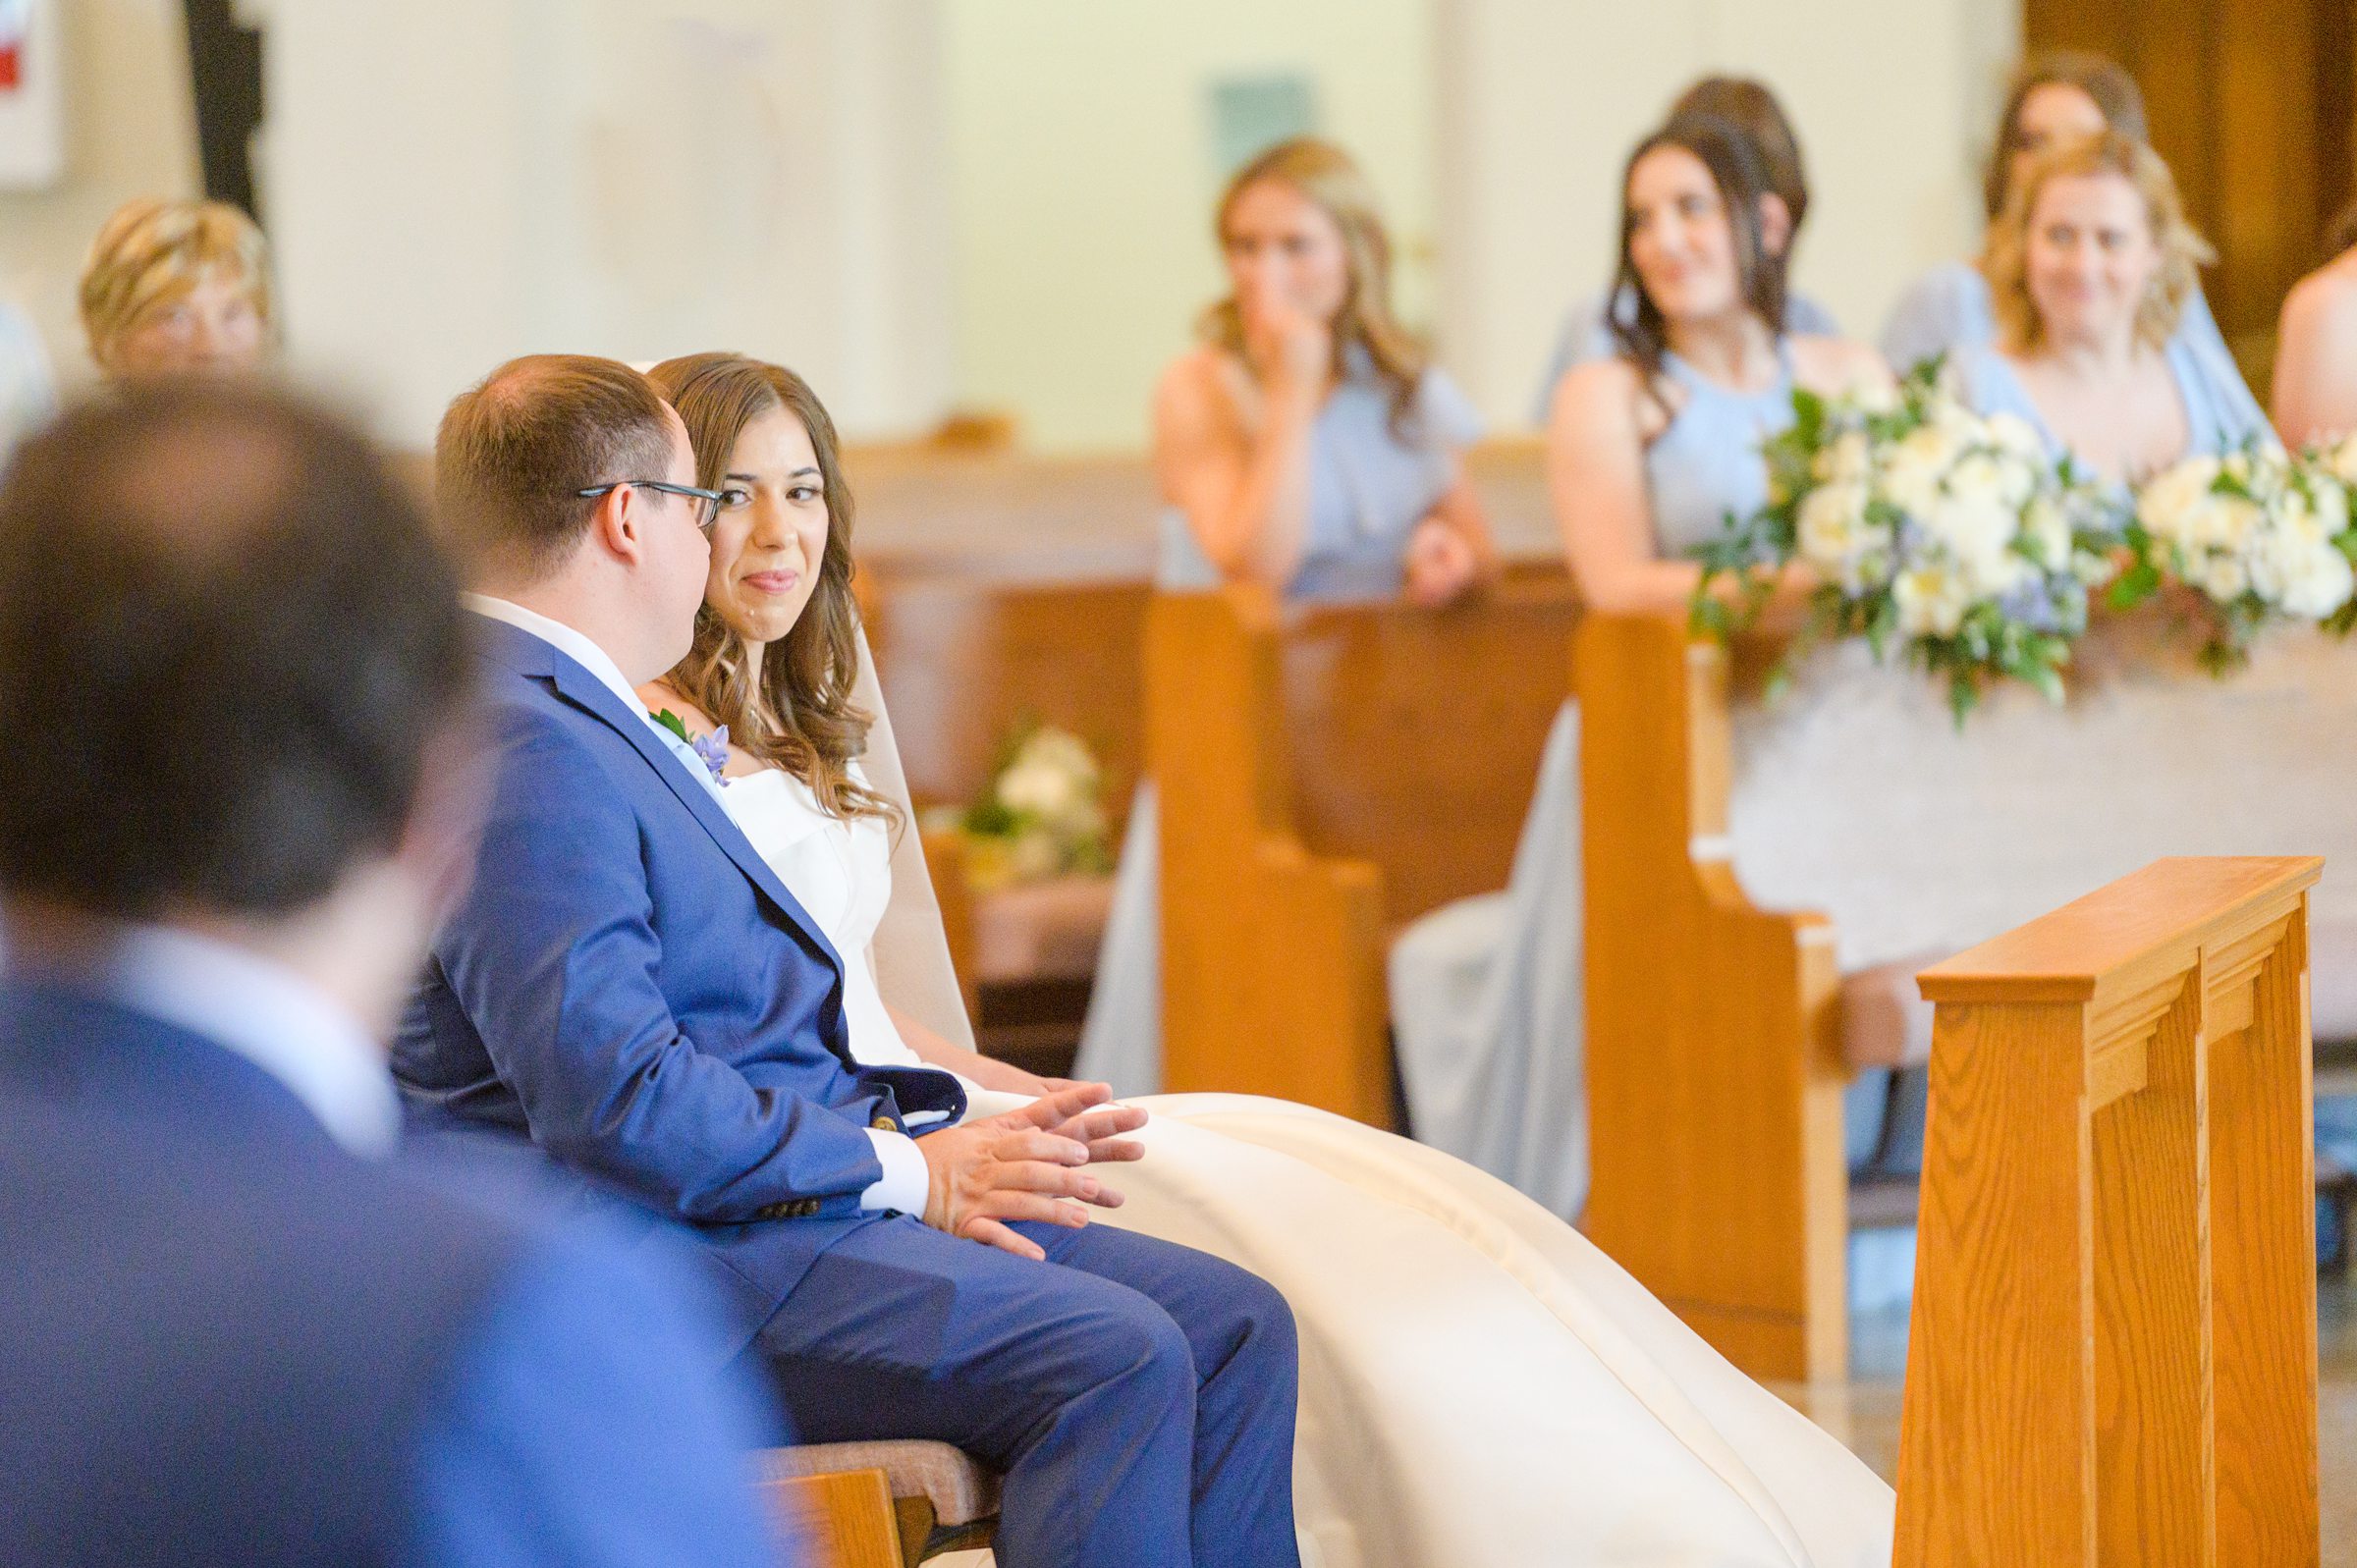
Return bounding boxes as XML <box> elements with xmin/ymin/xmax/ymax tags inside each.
<box><xmin>1896</xmin><ymin>856</ymin><xmax>2321</xmax><ymax>1567</ymax></box>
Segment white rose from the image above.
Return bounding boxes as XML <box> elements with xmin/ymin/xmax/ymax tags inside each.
<box><xmin>1813</xmin><ymin>430</ymin><xmax>1871</xmax><ymax>485</ymax></box>
<box><xmin>1984</xmin><ymin>410</ymin><xmax>2047</xmax><ymax>463</ymax></box>
<box><xmin>2284</xmin><ymin>544</ymin><xmax>2356</xmax><ymax>620</ymax></box>
<box><xmin>1796</xmin><ymin>479</ymin><xmax>1871</xmax><ymax>574</ymax></box>
<box><xmin>1922</xmin><ymin>490</ymin><xmax>2023</xmax><ymax>595</ymax></box>
<box><xmin>2021</xmin><ymin>495</ymin><xmax>2071</xmax><ymax>570</ymax></box>
<box><xmin>1879</xmin><ymin>424</ymin><xmax>1958</xmax><ymax>517</ymax></box>
<box><xmin>1892</xmin><ymin>564</ymin><xmax>1972</xmax><ymax>637</ymax></box>
<box><xmin>2198</xmin><ymin>551</ymin><xmax>2251</xmax><ymax>602</ymax></box>
<box><xmin>2139</xmin><ymin>457</ymin><xmax>2223</xmax><ymax>546</ymax></box>
<box><xmin>996</xmin><ymin>758</ymin><xmax>1078</xmax><ymax>821</ymax></box>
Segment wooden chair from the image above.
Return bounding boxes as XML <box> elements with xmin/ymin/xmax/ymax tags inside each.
<box><xmin>1896</xmin><ymin>857</ymin><xmax>2320</xmax><ymax>1566</ymax></box>
<box><xmin>1150</xmin><ymin>576</ymin><xmax>1578</xmax><ymax>1123</ymax></box>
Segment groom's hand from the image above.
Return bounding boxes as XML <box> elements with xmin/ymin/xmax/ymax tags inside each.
<box><xmin>917</xmin><ymin>1084</ymin><xmax>1134</xmax><ymax>1261</ymax></box>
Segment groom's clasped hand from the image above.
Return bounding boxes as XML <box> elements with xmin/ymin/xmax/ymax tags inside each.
<box><xmin>919</xmin><ymin>1082</ymin><xmax>1149</xmax><ymax>1260</ymax></box>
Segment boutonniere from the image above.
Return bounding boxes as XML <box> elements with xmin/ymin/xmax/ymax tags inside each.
<box><xmin>651</xmin><ymin>708</ymin><xmax>731</xmax><ymax>784</ymax></box>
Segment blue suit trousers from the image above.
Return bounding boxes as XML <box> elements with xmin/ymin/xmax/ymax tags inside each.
<box><xmin>749</xmin><ymin>1215</ymin><xmax>1299</xmax><ymax>1568</ymax></box>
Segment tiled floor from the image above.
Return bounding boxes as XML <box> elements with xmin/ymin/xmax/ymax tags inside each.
<box><xmin>1774</xmin><ymin>1236</ymin><xmax>2357</xmax><ymax>1560</ymax></box>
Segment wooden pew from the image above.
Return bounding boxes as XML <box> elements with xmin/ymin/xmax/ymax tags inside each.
<box><xmin>859</xmin><ymin>563</ymin><xmax>1149</xmax><ymax>829</ymax></box>
<box><xmin>1580</xmin><ymin>609</ymin><xmax>1849</xmax><ymax>1382</ymax></box>
<box><xmin>1150</xmin><ymin>575</ymin><xmax>1578</xmax><ymax>1123</ymax></box>
<box><xmin>1897</xmin><ymin>857</ymin><xmax>2320</xmax><ymax>1567</ymax></box>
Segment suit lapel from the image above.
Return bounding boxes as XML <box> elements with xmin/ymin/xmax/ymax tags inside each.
<box><xmin>475</xmin><ymin>620</ymin><xmax>848</xmax><ymax>979</ymax></box>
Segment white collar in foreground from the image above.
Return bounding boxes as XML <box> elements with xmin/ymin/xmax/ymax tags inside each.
<box><xmin>465</xmin><ymin>593</ymin><xmax>645</xmax><ymax>719</ymax></box>
<box><xmin>107</xmin><ymin>924</ymin><xmax>400</xmax><ymax>1159</ymax></box>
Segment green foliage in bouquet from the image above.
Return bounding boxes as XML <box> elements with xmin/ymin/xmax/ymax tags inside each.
<box><xmin>1690</xmin><ymin>359</ymin><xmax>2123</xmax><ymax>726</ymax></box>
<box><xmin>2111</xmin><ymin>439</ymin><xmax>2357</xmax><ymax>676</ymax></box>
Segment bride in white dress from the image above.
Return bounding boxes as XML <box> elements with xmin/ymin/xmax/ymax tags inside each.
<box><xmin>638</xmin><ymin>351</ymin><xmax>1895</xmax><ymax>1568</ymax></box>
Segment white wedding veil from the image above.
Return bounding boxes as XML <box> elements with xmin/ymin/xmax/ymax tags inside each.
<box><xmin>851</xmin><ymin>628</ymin><xmax>978</xmax><ymax>1054</ymax></box>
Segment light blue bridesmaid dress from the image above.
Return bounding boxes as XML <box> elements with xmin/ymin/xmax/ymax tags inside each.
<box><xmin>1530</xmin><ymin>284</ymin><xmax>1837</xmax><ymax>426</ymax></box>
<box><xmin>1881</xmin><ymin>260</ymin><xmax>2265</xmax><ymax>440</ymax></box>
<box><xmin>1077</xmin><ymin>348</ymin><xmax>1484</xmax><ymax>1094</ymax></box>
<box><xmin>1388</xmin><ymin>345</ymin><xmax>1802</xmax><ymax>1217</ymax></box>
<box><xmin>1952</xmin><ymin>337</ymin><xmax>2271</xmax><ymax>466</ymax></box>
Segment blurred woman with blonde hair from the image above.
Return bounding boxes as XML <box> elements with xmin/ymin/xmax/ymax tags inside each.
<box><xmin>79</xmin><ymin>197</ymin><xmax>271</xmax><ymax>380</ymax></box>
<box><xmin>1084</xmin><ymin>136</ymin><xmax>1500</xmax><ymax>1094</ymax></box>
<box><xmin>1153</xmin><ymin>135</ymin><xmax>1495</xmax><ymax>605</ymax></box>
<box><xmin>1954</xmin><ymin>132</ymin><xmax>2265</xmax><ymax>480</ymax></box>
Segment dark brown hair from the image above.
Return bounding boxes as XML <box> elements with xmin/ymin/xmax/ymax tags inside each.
<box><xmin>0</xmin><ymin>383</ymin><xmax>468</xmax><ymax>917</ymax></box>
<box><xmin>1983</xmin><ymin>51</ymin><xmax>2149</xmax><ymax>220</ymax></box>
<box><xmin>433</xmin><ymin>353</ymin><xmax>676</xmax><ymax>583</ymax></box>
<box><xmin>646</xmin><ymin>352</ymin><xmax>895</xmax><ymax>828</ymax></box>
<box><xmin>1669</xmin><ymin>76</ymin><xmax>1810</xmax><ymax>234</ymax></box>
<box><xmin>1610</xmin><ymin>111</ymin><xmax>1788</xmax><ymax>384</ymax></box>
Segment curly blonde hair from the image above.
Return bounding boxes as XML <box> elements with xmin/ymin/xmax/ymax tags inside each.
<box><xmin>645</xmin><ymin>352</ymin><xmax>898</xmax><ymax>830</ymax></box>
<box><xmin>79</xmin><ymin>197</ymin><xmax>271</xmax><ymax>369</ymax></box>
<box><xmin>1197</xmin><ymin>137</ymin><xmax>1428</xmax><ymax>435</ymax></box>
<box><xmin>1981</xmin><ymin>132</ymin><xmax>2211</xmax><ymax>354</ymax></box>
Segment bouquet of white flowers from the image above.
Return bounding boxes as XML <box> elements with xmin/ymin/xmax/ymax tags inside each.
<box><xmin>2118</xmin><ymin>442</ymin><xmax>2357</xmax><ymax>671</ymax></box>
<box><xmin>926</xmin><ymin>721</ymin><xmax>1115</xmax><ymax>890</ymax></box>
<box><xmin>1692</xmin><ymin>364</ymin><xmax>2122</xmax><ymax>723</ymax></box>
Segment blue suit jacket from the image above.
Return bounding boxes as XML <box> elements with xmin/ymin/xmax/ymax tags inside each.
<box><xmin>395</xmin><ymin>618</ymin><xmax>962</xmax><ymax>1337</ymax></box>
<box><xmin>0</xmin><ymin>979</ymin><xmax>788</xmax><ymax>1568</ymax></box>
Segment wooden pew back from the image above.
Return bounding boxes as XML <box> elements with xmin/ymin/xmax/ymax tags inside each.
<box><xmin>1898</xmin><ymin>857</ymin><xmax>2320</xmax><ymax>1567</ymax></box>
<box><xmin>860</xmin><ymin>563</ymin><xmax>1150</xmax><ymax>823</ymax></box>
<box><xmin>1152</xmin><ymin>578</ymin><xmax>1578</xmax><ymax>1120</ymax></box>
<box><xmin>1281</xmin><ymin>568</ymin><xmax>1580</xmax><ymax>928</ymax></box>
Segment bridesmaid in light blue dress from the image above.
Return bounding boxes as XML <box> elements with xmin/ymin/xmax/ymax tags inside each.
<box><xmin>1951</xmin><ymin>133</ymin><xmax>2267</xmax><ymax>480</ymax></box>
<box><xmin>1882</xmin><ymin>49</ymin><xmax>2261</xmax><ymax>445</ymax></box>
<box><xmin>1531</xmin><ymin>76</ymin><xmax>1836</xmax><ymax>424</ymax></box>
<box><xmin>1392</xmin><ymin>111</ymin><xmax>1891</xmax><ymax>1217</ymax></box>
<box><xmin>1078</xmin><ymin>136</ymin><xmax>1494</xmax><ymax>1094</ymax></box>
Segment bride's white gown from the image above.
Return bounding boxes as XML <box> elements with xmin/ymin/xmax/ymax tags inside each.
<box><xmin>724</xmin><ymin>764</ymin><xmax>1895</xmax><ymax>1568</ymax></box>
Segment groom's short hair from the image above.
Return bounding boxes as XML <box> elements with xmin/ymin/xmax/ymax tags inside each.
<box><xmin>0</xmin><ymin>382</ymin><xmax>469</xmax><ymax>919</ymax></box>
<box><xmin>435</xmin><ymin>354</ymin><xmax>677</xmax><ymax>584</ymax></box>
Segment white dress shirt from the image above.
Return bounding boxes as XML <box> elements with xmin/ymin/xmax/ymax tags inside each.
<box><xmin>465</xmin><ymin>596</ymin><xmax>928</xmax><ymax>1216</ymax></box>
<box><xmin>107</xmin><ymin>924</ymin><xmax>401</xmax><ymax>1159</ymax></box>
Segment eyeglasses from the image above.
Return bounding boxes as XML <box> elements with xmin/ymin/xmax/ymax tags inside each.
<box><xmin>576</xmin><ymin>478</ymin><xmax>729</xmax><ymax>533</ymax></box>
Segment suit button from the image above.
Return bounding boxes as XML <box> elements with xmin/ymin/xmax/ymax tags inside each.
<box><xmin>795</xmin><ymin>1199</ymin><xmax>819</xmax><ymax>1217</ymax></box>
<box><xmin>870</xmin><ymin>1115</ymin><xmax>898</xmax><ymax>1132</ymax></box>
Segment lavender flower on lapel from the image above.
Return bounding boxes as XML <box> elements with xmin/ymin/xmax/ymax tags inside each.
<box><xmin>651</xmin><ymin>708</ymin><xmax>731</xmax><ymax>784</ymax></box>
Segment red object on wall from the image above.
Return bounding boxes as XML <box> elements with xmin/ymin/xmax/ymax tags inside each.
<box><xmin>0</xmin><ymin>43</ymin><xmax>20</xmax><ymax>91</ymax></box>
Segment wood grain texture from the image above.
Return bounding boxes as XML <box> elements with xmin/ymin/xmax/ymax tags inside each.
<box><xmin>1895</xmin><ymin>858</ymin><xmax>2321</xmax><ymax>1568</ymax></box>
<box><xmin>1149</xmin><ymin>582</ymin><xmax>1575</xmax><ymax>1123</ymax></box>
<box><xmin>760</xmin><ymin>1468</ymin><xmax>904</xmax><ymax>1568</ymax></box>
<box><xmin>1150</xmin><ymin>589</ymin><xmax>1391</xmax><ymax>1123</ymax></box>
<box><xmin>917</xmin><ymin>825</ymin><xmax>981</xmax><ymax>1027</ymax></box>
<box><xmin>2211</xmin><ymin>903</ymin><xmax>2321</xmax><ymax>1566</ymax></box>
<box><xmin>863</xmin><ymin>568</ymin><xmax>1151</xmax><ymax>828</ymax></box>
<box><xmin>1894</xmin><ymin>1000</ymin><xmax>2097</xmax><ymax>1568</ymax></box>
<box><xmin>1578</xmin><ymin>611</ymin><xmax>1847</xmax><ymax>1383</ymax></box>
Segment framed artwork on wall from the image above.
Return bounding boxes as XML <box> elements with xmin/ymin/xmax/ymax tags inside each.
<box><xmin>0</xmin><ymin>0</ymin><xmax>65</xmax><ymax>189</ymax></box>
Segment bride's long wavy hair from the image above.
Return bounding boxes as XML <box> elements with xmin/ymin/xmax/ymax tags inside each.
<box><xmin>646</xmin><ymin>351</ymin><xmax>898</xmax><ymax>830</ymax></box>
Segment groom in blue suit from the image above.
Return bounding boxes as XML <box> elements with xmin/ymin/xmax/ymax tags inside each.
<box><xmin>397</xmin><ymin>355</ymin><xmax>1300</xmax><ymax>1568</ymax></box>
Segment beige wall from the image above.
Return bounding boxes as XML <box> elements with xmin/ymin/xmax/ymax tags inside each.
<box><xmin>1437</xmin><ymin>0</ymin><xmax>2023</xmax><ymax>427</ymax></box>
<box><xmin>0</xmin><ymin>0</ymin><xmax>198</xmax><ymax>390</ymax></box>
<box><xmin>252</xmin><ymin>0</ymin><xmax>954</xmax><ymax>449</ymax></box>
<box><xmin>941</xmin><ymin>0</ymin><xmax>1440</xmax><ymax>456</ymax></box>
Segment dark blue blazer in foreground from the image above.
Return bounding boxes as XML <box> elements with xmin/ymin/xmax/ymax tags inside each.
<box><xmin>0</xmin><ymin>981</ymin><xmax>785</xmax><ymax>1568</ymax></box>
<box><xmin>395</xmin><ymin>618</ymin><xmax>963</xmax><ymax>1341</ymax></box>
